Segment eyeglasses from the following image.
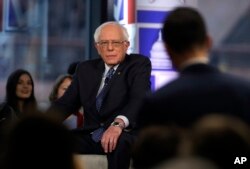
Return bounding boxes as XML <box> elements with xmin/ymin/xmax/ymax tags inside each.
<box><xmin>96</xmin><ymin>40</ymin><xmax>127</xmax><ymax>48</ymax></box>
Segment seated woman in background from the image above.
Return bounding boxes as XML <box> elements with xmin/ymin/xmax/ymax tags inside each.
<box><xmin>49</xmin><ymin>74</ymin><xmax>83</xmax><ymax>129</ymax></box>
<box><xmin>0</xmin><ymin>69</ymin><xmax>38</xmax><ymax>159</ymax></box>
<box><xmin>0</xmin><ymin>69</ymin><xmax>37</xmax><ymax>121</ymax></box>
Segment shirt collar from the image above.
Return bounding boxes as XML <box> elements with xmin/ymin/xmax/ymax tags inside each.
<box><xmin>180</xmin><ymin>55</ymin><xmax>209</xmax><ymax>70</ymax></box>
<box><xmin>104</xmin><ymin>64</ymin><xmax>119</xmax><ymax>76</ymax></box>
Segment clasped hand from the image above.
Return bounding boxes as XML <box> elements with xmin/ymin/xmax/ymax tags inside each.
<box><xmin>101</xmin><ymin>125</ymin><xmax>122</xmax><ymax>153</ymax></box>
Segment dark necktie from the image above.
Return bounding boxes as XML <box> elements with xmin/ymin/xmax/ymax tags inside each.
<box><xmin>96</xmin><ymin>67</ymin><xmax>115</xmax><ymax>112</ymax></box>
<box><xmin>91</xmin><ymin>127</ymin><xmax>104</xmax><ymax>142</ymax></box>
<box><xmin>92</xmin><ymin>68</ymin><xmax>115</xmax><ymax>142</ymax></box>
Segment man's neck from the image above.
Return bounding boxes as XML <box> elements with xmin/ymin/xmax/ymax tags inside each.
<box><xmin>173</xmin><ymin>48</ymin><xmax>209</xmax><ymax>71</ymax></box>
<box><xmin>179</xmin><ymin>55</ymin><xmax>209</xmax><ymax>70</ymax></box>
<box><xmin>105</xmin><ymin>64</ymin><xmax>119</xmax><ymax>71</ymax></box>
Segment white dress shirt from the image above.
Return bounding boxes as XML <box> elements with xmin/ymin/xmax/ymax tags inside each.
<box><xmin>97</xmin><ymin>63</ymin><xmax>129</xmax><ymax>128</ymax></box>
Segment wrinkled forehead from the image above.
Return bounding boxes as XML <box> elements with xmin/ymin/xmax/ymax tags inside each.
<box><xmin>99</xmin><ymin>25</ymin><xmax>125</xmax><ymax>40</ymax></box>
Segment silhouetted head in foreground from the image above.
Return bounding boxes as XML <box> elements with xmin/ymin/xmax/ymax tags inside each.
<box><xmin>190</xmin><ymin>114</ymin><xmax>250</xmax><ymax>169</ymax></box>
<box><xmin>3</xmin><ymin>114</ymin><xmax>75</xmax><ymax>169</ymax></box>
<box><xmin>162</xmin><ymin>7</ymin><xmax>211</xmax><ymax>71</ymax></box>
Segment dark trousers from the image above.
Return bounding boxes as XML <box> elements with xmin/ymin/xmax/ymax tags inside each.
<box><xmin>72</xmin><ymin>130</ymin><xmax>136</xmax><ymax>169</ymax></box>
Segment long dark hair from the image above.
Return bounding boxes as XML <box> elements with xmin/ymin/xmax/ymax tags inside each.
<box><xmin>5</xmin><ymin>69</ymin><xmax>37</xmax><ymax>114</ymax></box>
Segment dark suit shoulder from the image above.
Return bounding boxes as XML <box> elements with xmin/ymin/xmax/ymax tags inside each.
<box><xmin>126</xmin><ymin>53</ymin><xmax>150</xmax><ymax>62</ymax></box>
<box><xmin>77</xmin><ymin>58</ymin><xmax>103</xmax><ymax>71</ymax></box>
<box><xmin>151</xmin><ymin>67</ymin><xmax>250</xmax><ymax>101</ymax></box>
<box><xmin>122</xmin><ymin>54</ymin><xmax>151</xmax><ymax>70</ymax></box>
<box><xmin>181</xmin><ymin>64</ymin><xmax>219</xmax><ymax>75</ymax></box>
<box><xmin>220</xmin><ymin>72</ymin><xmax>250</xmax><ymax>89</ymax></box>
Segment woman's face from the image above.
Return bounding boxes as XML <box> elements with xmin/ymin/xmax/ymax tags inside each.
<box><xmin>16</xmin><ymin>74</ymin><xmax>33</xmax><ymax>99</ymax></box>
<box><xmin>57</xmin><ymin>78</ymin><xmax>72</xmax><ymax>99</ymax></box>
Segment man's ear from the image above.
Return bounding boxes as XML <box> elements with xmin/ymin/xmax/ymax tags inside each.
<box><xmin>94</xmin><ymin>43</ymin><xmax>98</xmax><ymax>49</ymax></box>
<box><xmin>164</xmin><ymin>43</ymin><xmax>173</xmax><ymax>57</ymax></box>
<box><xmin>125</xmin><ymin>41</ymin><xmax>130</xmax><ymax>49</ymax></box>
<box><xmin>126</xmin><ymin>41</ymin><xmax>130</xmax><ymax>47</ymax></box>
<box><xmin>206</xmin><ymin>35</ymin><xmax>213</xmax><ymax>50</ymax></box>
<box><xmin>164</xmin><ymin>43</ymin><xmax>180</xmax><ymax>70</ymax></box>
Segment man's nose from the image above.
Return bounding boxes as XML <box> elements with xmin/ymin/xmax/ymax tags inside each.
<box><xmin>107</xmin><ymin>42</ymin><xmax>114</xmax><ymax>50</ymax></box>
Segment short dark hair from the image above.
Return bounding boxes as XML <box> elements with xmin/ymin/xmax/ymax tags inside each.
<box><xmin>191</xmin><ymin>114</ymin><xmax>250</xmax><ymax>169</ymax></box>
<box><xmin>162</xmin><ymin>7</ymin><xmax>207</xmax><ymax>54</ymax></box>
<box><xmin>132</xmin><ymin>126</ymin><xmax>181</xmax><ymax>169</ymax></box>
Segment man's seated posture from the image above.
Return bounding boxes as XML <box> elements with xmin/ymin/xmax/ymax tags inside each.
<box><xmin>50</xmin><ymin>21</ymin><xmax>151</xmax><ymax>169</ymax></box>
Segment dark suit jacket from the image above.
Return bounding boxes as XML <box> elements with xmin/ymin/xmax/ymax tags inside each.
<box><xmin>53</xmin><ymin>54</ymin><xmax>151</xmax><ymax>131</ymax></box>
<box><xmin>138</xmin><ymin>63</ymin><xmax>250</xmax><ymax>127</ymax></box>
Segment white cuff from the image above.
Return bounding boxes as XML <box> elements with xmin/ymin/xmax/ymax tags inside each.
<box><xmin>116</xmin><ymin>115</ymin><xmax>129</xmax><ymax>128</ymax></box>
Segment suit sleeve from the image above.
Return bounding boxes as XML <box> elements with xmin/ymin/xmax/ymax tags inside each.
<box><xmin>120</xmin><ymin>56</ymin><xmax>151</xmax><ymax>128</ymax></box>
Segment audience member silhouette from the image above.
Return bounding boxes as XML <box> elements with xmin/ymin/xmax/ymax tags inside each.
<box><xmin>190</xmin><ymin>114</ymin><xmax>250</xmax><ymax>169</ymax></box>
<box><xmin>153</xmin><ymin>157</ymin><xmax>219</xmax><ymax>169</ymax></box>
<box><xmin>138</xmin><ymin>7</ymin><xmax>250</xmax><ymax>128</ymax></box>
<box><xmin>49</xmin><ymin>74</ymin><xmax>83</xmax><ymax>129</ymax></box>
<box><xmin>2</xmin><ymin>114</ymin><xmax>79</xmax><ymax>169</ymax></box>
<box><xmin>0</xmin><ymin>69</ymin><xmax>37</xmax><ymax>161</ymax></box>
<box><xmin>132</xmin><ymin>126</ymin><xmax>183</xmax><ymax>169</ymax></box>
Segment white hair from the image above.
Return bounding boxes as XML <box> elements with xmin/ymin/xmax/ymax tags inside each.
<box><xmin>93</xmin><ymin>21</ymin><xmax>129</xmax><ymax>42</ymax></box>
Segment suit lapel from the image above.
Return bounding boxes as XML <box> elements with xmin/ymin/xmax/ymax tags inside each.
<box><xmin>88</xmin><ymin>61</ymin><xmax>105</xmax><ymax>105</ymax></box>
<box><xmin>101</xmin><ymin>55</ymin><xmax>128</xmax><ymax>98</ymax></box>
<box><xmin>98</xmin><ymin>69</ymin><xmax>118</xmax><ymax>114</ymax></box>
<box><xmin>96</xmin><ymin>61</ymin><xmax>105</xmax><ymax>91</ymax></box>
<box><xmin>98</xmin><ymin>55</ymin><xmax>128</xmax><ymax>113</ymax></box>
